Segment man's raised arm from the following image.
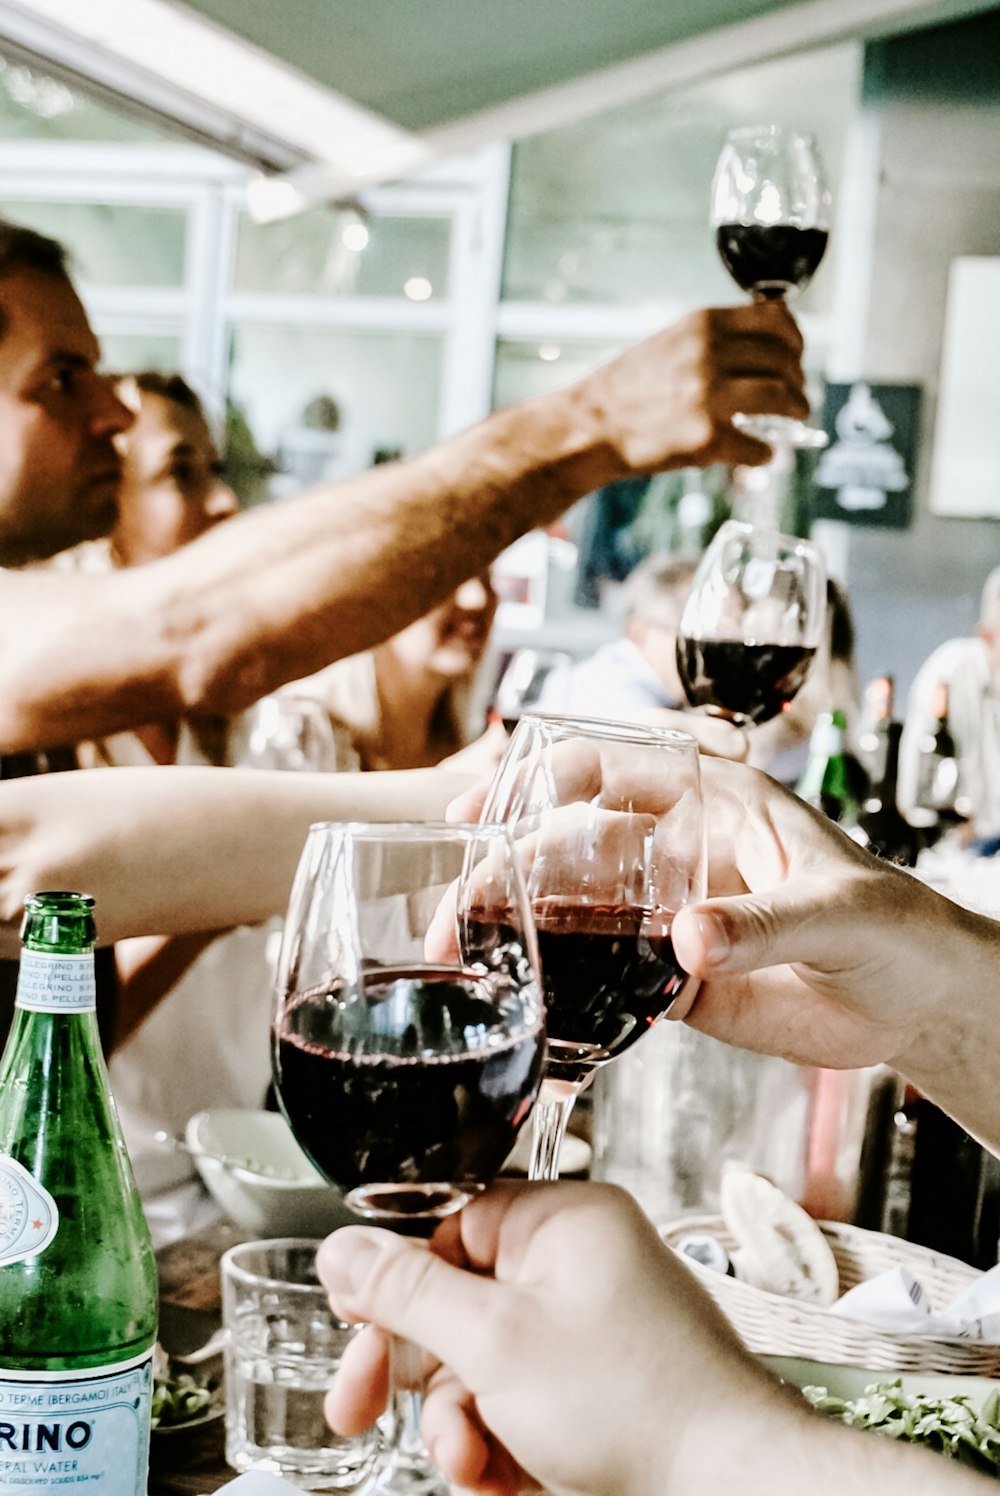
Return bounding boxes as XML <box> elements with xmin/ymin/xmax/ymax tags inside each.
<box><xmin>1</xmin><ymin>304</ymin><xmax>805</xmax><ymax>752</ymax></box>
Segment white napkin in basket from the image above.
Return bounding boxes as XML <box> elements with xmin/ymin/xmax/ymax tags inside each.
<box><xmin>830</xmin><ymin>1261</ymin><xmax>1000</xmax><ymax>1342</ymax></box>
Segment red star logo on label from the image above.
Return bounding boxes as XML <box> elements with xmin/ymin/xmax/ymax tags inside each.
<box><xmin>31</xmin><ymin>1219</ymin><xmax>42</xmax><ymax>1231</ymax></box>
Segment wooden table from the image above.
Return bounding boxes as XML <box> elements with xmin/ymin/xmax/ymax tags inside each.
<box><xmin>149</xmin><ymin>1220</ymin><xmax>247</xmax><ymax>1495</ymax></box>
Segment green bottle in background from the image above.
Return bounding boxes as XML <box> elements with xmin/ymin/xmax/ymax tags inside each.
<box><xmin>796</xmin><ymin>708</ymin><xmax>862</xmax><ymax>828</ymax></box>
<box><xmin>0</xmin><ymin>892</ymin><xmax>157</xmax><ymax>1495</ymax></box>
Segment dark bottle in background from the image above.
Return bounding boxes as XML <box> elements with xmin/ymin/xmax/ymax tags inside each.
<box><xmin>856</xmin><ymin>676</ymin><xmax>919</xmax><ymax>867</ymax></box>
<box><xmin>885</xmin><ymin>1087</ymin><xmax>1000</xmax><ymax>1270</ymax></box>
<box><xmin>912</xmin><ymin>681</ymin><xmax>967</xmax><ymax>838</ymax></box>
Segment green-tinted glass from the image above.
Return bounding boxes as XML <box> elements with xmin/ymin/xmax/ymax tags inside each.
<box><xmin>0</xmin><ymin>894</ymin><xmax>156</xmax><ymax>1492</ymax></box>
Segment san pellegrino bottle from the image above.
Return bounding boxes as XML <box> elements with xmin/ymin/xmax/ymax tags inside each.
<box><xmin>0</xmin><ymin>893</ymin><xmax>157</xmax><ymax>1495</ymax></box>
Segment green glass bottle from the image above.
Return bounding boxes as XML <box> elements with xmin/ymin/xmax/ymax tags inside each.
<box><xmin>0</xmin><ymin>892</ymin><xmax>157</xmax><ymax>1495</ymax></box>
<box><xmin>796</xmin><ymin>708</ymin><xmax>862</xmax><ymax>828</ymax></box>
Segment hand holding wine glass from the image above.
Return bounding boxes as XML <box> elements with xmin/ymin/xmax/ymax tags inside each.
<box><xmin>676</xmin><ymin>519</ymin><xmax>826</xmax><ymax>728</ymax></box>
<box><xmin>712</xmin><ymin>123</ymin><xmax>831</xmax><ymax>449</ymax></box>
<box><xmin>272</xmin><ymin>820</ymin><xmax>544</xmax><ymax>1494</ymax></box>
<box><xmin>481</xmin><ymin>714</ymin><xmax>706</xmax><ymax>1179</ymax></box>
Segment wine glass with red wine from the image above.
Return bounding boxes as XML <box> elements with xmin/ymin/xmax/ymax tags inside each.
<box><xmin>712</xmin><ymin>123</ymin><xmax>831</xmax><ymax>449</ymax></box>
<box><xmin>481</xmin><ymin>714</ymin><xmax>706</xmax><ymax>1180</ymax></box>
<box><xmin>676</xmin><ymin>519</ymin><xmax>826</xmax><ymax>728</ymax></box>
<box><xmin>271</xmin><ymin>820</ymin><xmax>544</xmax><ymax>1495</ymax></box>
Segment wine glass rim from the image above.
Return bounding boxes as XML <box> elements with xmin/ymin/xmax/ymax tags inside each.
<box><xmin>724</xmin><ymin>123</ymin><xmax>817</xmax><ymax>144</ymax></box>
<box><xmin>515</xmin><ymin>712</ymin><xmax>699</xmax><ymax>751</ymax></box>
<box><xmin>712</xmin><ymin>518</ymin><xmax>823</xmax><ymax>555</ymax></box>
<box><xmin>304</xmin><ymin>818</ymin><xmax>513</xmax><ymax>841</ymax></box>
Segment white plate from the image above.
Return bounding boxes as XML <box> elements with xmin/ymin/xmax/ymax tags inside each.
<box><xmin>764</xmin><ymin>1355</ymin><xmax>999</xmax><ymax>1406</ymax></box>
<box><xmin>503</xmin><ymin>1129</ymin><xmax>592</xmax><ymax>1176</ymax></box>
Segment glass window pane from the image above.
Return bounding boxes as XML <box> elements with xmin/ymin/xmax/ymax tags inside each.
<box><xmin>227</xmin><ymin>325</ymin><xmax>443</xmax><ymax>500</ymax></box>
<box><xmin>504</xmin><ymin>44</ymin><xmax>861</xmax><ymax>316</ymax></box>
<box><xmin>96</xmin><ymin>332</ymin><xmax>184</xmax><ymax>375</ymax></box>
<box><xmin>235</xmin><ymin>209</ymin><xmax>451</xmax><ymax>298</ymax></box>
<box><xmin>4</xmin><ymin>201</ymin><xmax>187</xmax><ymax>287</ymax></box>
<box><xmin>493</xmin><ymin>338</ymin><xmax>623</xmax><ymax>410</ymax></box>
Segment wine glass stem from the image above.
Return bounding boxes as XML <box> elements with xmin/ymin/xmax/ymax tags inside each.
<box><xmin>377</xmin><ymin>1336</ymin><xmax>446</xmax><ymax>1496</ymax></box>
<box><xmin>528</xmin><ymin>1089</ymin><xmax>577</xmax><ymax>1181</ymax></box>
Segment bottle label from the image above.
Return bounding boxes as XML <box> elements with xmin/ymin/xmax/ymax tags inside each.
<box><xmin>0</xmin><ymin>1353</ymin><xmax>152</xmax><ymax>1495</ymax></box>
<box><xmin>15</xmin><ymin>951</ymin><xmax>95</xmax><ymax>1014</ymax></box>
<box><xmin>0</xmin><ymin>1158</ymin><xmax>58</xmax><ymax>1267</ymax></box>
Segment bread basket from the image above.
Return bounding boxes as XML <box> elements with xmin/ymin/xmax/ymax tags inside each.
<box><xmin>660</xmin><ymin>1214</ymin><xmax>1000</xmax><ymax>1377</ymax></box>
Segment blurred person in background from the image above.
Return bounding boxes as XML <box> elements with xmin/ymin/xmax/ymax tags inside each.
<box><xmin>535</xmin><ymin>555</ymin><xmax>696</xmax><ymax>717</ymax></box>
<box><xmin>292</xmin><ymin>571</ymin><xmax>508</xmax><ymax>774</ymax></box>
<box><xmin>898</xmin><ymin>565</ymin><xmax>1000</xmax><ymax>848</ymax></box>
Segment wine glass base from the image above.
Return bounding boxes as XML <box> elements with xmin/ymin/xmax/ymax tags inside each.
<box><xmin>732</xmin><ymin>412</ymin><xmax>828</xmax><ymax>451</ymax></box>
<box><xmin>371</xmin><ymin>1455</ymin><xmax>450</xmax><ymax>1496</ymax></box>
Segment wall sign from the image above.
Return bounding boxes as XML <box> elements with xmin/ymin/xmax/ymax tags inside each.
<box><xmin>811</xmin><ymin>381</ymin><xmax>921</xmax><ymax>529</ymax></box>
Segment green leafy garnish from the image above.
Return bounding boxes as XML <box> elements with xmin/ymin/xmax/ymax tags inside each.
<box><xmin>150</xmin><ymin>1358</ymin><xmax>217</xmax><ymax>1429</ymax></box>
<box><xmin>805</xmin><ymin>1379</ymin><xmax>1000</xmax><ymax>1477</ymax></box>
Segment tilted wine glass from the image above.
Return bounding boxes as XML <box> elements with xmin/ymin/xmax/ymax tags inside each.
<box><xmin>675</xmin><ymin>519</ymin><xmax>826</xmax><ymax>729</ymax></box>
<box><xmin>271</xmin><ymin>821</ymin><xmax>544</xmax><ymax>1495</ymax></box>
<box><xmin>711</xmin><ymin>123</ymin><xmax>831</xmax><ymax>450</ymax></box>
<box><xmin>480</xmin><ymin>714</ymin><xmax>706</xmax><ymax>1180</ymax></box>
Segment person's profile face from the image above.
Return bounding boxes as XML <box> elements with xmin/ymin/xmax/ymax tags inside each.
<box><xmin>111</xmin><ymin>389</ymin><xmax>237</xmax><ymax>566</ymax></box>
<box><xmin>0</xmin><ymin>268</ymin><xmax>131</xmax><ymax>566</ymax></box>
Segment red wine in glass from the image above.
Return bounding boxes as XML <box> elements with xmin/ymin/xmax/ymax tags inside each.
<box><xmin>273</xmin><ymin>966</ymin><xmax>544</xmax><ymax>1212</ymax></box>
<box><xmin>676</xmin><ymin>638</ymin><xmax>817</xmax><ymax>726</ymax></box>
<box><xmin>715</xmin><ymin>223</ymin><xmax>828</xmax><ymax>300</ymax></box>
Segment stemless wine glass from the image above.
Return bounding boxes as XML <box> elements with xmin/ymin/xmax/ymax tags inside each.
<box><xmin>272</xmin><ymin>821</ymin><xmax>544</xmax><ymax>1496</ymax></box>
<box><xmin>481</xmin><ymin>715</ymin><xmax>706</xmax><ymax>1180</ymax></box>
<box><xmin>711</xmin><ymin>123</ymin><xmax>831</xmax><ymax>449</ymax></box>
<box><xmin>676</xmin><ymin>519</ymin><xmax>826</xmax><ymax>729</ymax></box>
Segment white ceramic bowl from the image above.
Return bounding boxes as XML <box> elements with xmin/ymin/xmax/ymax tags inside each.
<box><xmin>185</xmin><ymin>1108</ymin><xmax>358</xmax><ymax>1237</ymax></box>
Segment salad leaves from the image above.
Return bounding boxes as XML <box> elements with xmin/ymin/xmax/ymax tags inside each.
<box><xmin>805</xmin><ymin>1379</ymin><xmax>1000</xmax><ymax>1477</ymax></box>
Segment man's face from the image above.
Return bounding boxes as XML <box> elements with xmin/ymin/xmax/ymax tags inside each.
<box><xmin>111</xmin><ymin>390</ymin><xmax>238</xmax><ymax>567</ymax></box>
<box><xmin>0</xmin><ymin>268</ymin><xmax>131</xmax><ymax>566</ymax></box>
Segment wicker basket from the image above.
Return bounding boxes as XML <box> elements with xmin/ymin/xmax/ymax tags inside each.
<box><xmin>660</xmin><ymin>1214</ymin><xmax>1000</xmax><ymax>1377</ymax></box>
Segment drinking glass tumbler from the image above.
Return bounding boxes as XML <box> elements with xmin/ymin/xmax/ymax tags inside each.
<box><xmin>221</xmin><ymin>1238</ymin><xmax>381</xmax><ymax>1490</ymax></box>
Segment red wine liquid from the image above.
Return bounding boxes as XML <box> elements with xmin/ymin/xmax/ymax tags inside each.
<box><xmin>676</xmin><ymin>637</ymin><xmax>815</xmax><ymax>725</ymax></box>
<box><xmin>716</xmin><ymin>223</ymin><xmax>828</xmax><ymax>299</ymax></box>
<box><xmin>272</xmin><ymin>966</ymin><xmax>544</xmax><ymax>1210</ymax></box>
<box><xmin>530</xmin><ymin>902</ymin><xmax>689</xmax><ymax>1081</ymax></box>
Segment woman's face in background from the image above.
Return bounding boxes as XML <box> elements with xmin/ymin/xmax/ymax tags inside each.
<box><xmin>386</xmin><ymin>573</ymin><xmax>498</xmax><ymax>682</ymax></box>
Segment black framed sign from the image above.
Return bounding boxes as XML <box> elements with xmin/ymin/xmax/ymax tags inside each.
<box><xmin>811</xmin><ymin>382</ymin><xmax>922</xmax><ymax>529</ymax></box>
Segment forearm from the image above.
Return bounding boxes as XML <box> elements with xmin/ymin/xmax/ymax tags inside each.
<box><xmin>0</xmin><ymin>390</ymin><xmax>608</xmax><ymax>752</ymax></box>
<box><xmin>892</xmin><ymin>898</ymin><xmax>1000</xmax><ymax>1154</ymax></box>
<box><xmin>0</xmin><ymin>765</ymin><xmax>473</xmax><ymax>945</ymax></box>
<box><xmin>674</xmin><ymin>1380</ymin><xmax>992</xmax><ymax>1496</ymax></box>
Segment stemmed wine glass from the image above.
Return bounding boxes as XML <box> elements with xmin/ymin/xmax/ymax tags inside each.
<box><xmin>711</xmin><ymin>123</ymin><xmax>831</xmax><ymax>449</ymax></box>
<box><xmin>481</xmin><ymin>714</ymin><xmax>706</xmax><ymax>1180</ymax></box>
<box><xmin>675</xmin><ymin>519</ymin><xmax>826</xmax><ymax>728</ymax></box>
<box><xmin>227</xmin><ymin>692</ymin><xmax>350</xmax><ymax>772</ymax></box>
<box><xmin>271</xmin><ymin>821</ymin><xmax>544</xmax><ymax>1495</ymax></box>
<box><xmin>493</xmin><ymin>647</ymin><xmax>573</xmax><ymax>733</ymax></box>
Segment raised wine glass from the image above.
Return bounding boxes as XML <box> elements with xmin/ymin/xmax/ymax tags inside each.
<box><xmin>271</xmin><ymin>821</ymin><xmax>544</xmax><ymax>1495</ymax></box>
<box><xmin>712</xmin><ymin>123</ymin><xmax>831</xmax><ymax>449</ymax></box>
<box><xmin>481</xmin><ymin>714</ymin><xmax>706</xmax><ymax>1180</ymax></box>
<box><xmin>675</xmin><ymin>519</ymin><xmax>826</xmax><ymax>729</ymax></box>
